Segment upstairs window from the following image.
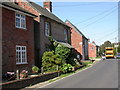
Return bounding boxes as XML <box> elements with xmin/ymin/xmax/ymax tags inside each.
<box><xmin>15</xmin><ymin>13</ymin><xmax>26</xmax><ymax>29</ymax></box>
<box><xmin>64</xmin><ymin>29</ymin><xmax>68</xmax><ymax>41</ymax></box>
<box><xmin>45</xmin><ymin>22</ymin><xmax>50</xmax><ymax>36</ymax></box>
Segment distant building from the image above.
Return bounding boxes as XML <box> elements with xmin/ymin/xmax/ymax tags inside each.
<box><xmin>65</xmin><ymin>20</ymin><xmax>89</xmax><ymax>60</ymax></box>
<box><xmin>88</xmin><ymin>41</ymin><xmax>97</xmax><ymax>58</ymax></box>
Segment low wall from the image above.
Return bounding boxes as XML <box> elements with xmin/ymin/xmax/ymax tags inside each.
<box><xmin>1</xmin><ymin>71</ymin><xmax>61</xmax><ymax>89</ymax></box>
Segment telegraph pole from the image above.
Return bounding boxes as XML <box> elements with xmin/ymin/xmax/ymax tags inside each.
<box><xmin>115</xmin><ymin>37</ymin><xmax>118</xmax><ymax>58</ymax></box>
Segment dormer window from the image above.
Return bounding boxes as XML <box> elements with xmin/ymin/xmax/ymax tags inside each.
<box><xmin>15</xmin><ymin>13</ymin><xmax>26</xmax><ymax>29</ymax></box>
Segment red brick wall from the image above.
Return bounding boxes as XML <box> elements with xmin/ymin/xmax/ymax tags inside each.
<box><xmin>17</xmin><ymin>2</ymin><xmax>40</xmax><ymax>22</ymax></box>
<box><xmin>66</xmin><ymin>22</ymin><xmax>83</xmax><ymax>55</ymax></box>
<box><xmin>2</xmin><ymin>8</ymin><xmax>35</xmax><ymax>74</ymax></box>
<box><xmin>88</xmin><ymin>43</ymin><xmax>96</xmax><ymax>58</ymax></box>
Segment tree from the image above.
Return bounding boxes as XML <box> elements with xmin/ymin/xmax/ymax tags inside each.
<box><xmin>99</xmin><ymin>41</ymin><xmax>112</xmax><ymax>56</ymax></box>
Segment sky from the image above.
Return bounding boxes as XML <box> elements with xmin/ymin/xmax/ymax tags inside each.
<box><xmin>31</xmin><ymin>0</ymin><xmax>118</xmax><ymax>46</ymax></box>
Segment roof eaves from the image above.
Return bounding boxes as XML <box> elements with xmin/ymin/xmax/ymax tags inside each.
<box><xmin>28</xmin><ymin>1</ymin><xmax>70</xmax><ymax>28</ymax></box>
<box><xmin>1</xmin><ymin>2</ymin><xmax>37</xmax><ymax>17</ymax></box>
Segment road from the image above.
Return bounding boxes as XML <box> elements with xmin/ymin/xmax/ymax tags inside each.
<box><xmin>36</xmin><ymin>59</ymin><xmax>118</xmax><ymax>88</ymax></box>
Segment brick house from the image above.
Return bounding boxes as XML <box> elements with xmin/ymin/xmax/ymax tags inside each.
<box><xmin>65</xmin><ymin>20</ymin><xmax>89</xmax><ymax>60</ymax></box>
<box><xmin>88</xmin><ymin>41</ymin><xmax>97</xmax><ymax>58</ymax></box>
<box><xmin>1</xmin><ymin>2</ymin><xmax>36</xmax><ymax>74</ymax></box>
<box><xmin>14</xmin><ymin>0</ymin><xmax>71</xmax><ymax>67</ymax></box>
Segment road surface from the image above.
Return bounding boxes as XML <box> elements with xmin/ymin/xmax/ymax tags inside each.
<box><xmin>36</xmin><ymin>59</ymin><xmax>118</xmax><ymax>88</ymax></box>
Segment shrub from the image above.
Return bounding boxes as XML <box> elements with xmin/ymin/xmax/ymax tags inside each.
<box><xmin>32</xmin><ymin>66</ymin><xmax>40</xmax><ymax>73</ymax></box>
<box><xmin>61</xmin><ymin>64</ymin><xmax>73</xmax><ymax>73</ymax></box>
<box><xmin>55</xmin><ymin>43</ymin><xmax>71</xmax><ymax>63</ymax></box>
<box><xmin>42</xmin><ymin>51</ymin><xmax>62</xmax><ymax>72</ymax></box>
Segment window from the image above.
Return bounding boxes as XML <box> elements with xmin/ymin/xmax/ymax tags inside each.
<box><xmin>91</xmin><ymin>47</ymin><xmax>94</xmax><ymax>50</ymax></box>
<box><xmin>45</xmin><ymin>22</ymin><xmax>50</xmax><ymax>36</ymax></box>
<box><xmin>15</xmin><ymin>13</ymin><xmax>26</xmax><ymax>29</ymax></box>
<box><xmin>16</xmin><ymin>46</ymin><xmax>27</xmax><ymax>64</ymax></box>
<box><xmin>64</xmin><ymin>29</ymin><xmax>67</xmax><ymax>41</ymax></box>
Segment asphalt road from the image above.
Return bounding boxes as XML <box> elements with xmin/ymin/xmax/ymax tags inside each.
<box><xmin>37</xmin><ymin>59</ymin><xmax>118</xmax><ymax>88</ymax></box>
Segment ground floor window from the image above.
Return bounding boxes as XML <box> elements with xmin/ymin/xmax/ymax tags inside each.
<box><xmin>45</xmin><ymin>45</ymin><xmax>51</xmax><ymax>51</ymax></box>
<box><xmin>16</xmin><ymin>45</ymin><xmax>27</xmax><ymax>64</ymax></box>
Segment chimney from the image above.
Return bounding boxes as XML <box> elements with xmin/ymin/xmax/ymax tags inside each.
<box><xmin>14</xmin><ymin>0</ymin><xmax>21</xmax><ymax>5</ymax></box>
<box><xmin>43</xmin><ymin>0</ymin><xmax>52</xmax><ymax>12</ymax></box>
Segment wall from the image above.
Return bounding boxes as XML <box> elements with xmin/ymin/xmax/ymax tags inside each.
<box><xmin>2</xmin><ymin>8</ymin><xmax>35</xmax><ymax>74</ymax></box>
<box><xmin>1</xmin><ymin>72</ymin><xmax>62</xmax><ymax>89</ymax></box>
<box><xmin>40</xmin><ymin>16</ymin><xmax>70</xmax><ymax>57</ymax></box>
<box><xmin>88</xmin><ymin>43</ymin><xmax>96</xmax><ymax>58</ymax></box>
<box><xmin>16</xmin><ymin>1</ymin><xmax>41</xmax><ymax>67</ymax></box>
<box><xmin>66</xmin><ymin>22</ymin><xmax>83</xmax><ymax>56</ymax></box>
<box><xmin>83</xmin><ymin>37</ymin><xmax>89</xmax><ymax>60</ymax></box>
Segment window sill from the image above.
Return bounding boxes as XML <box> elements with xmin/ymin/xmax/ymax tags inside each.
<box><xmin>45</xmin><ymin>35</ymin><xmax>50</xmax><ymax>37</ymax></box>
<box><xmin>16</xmin><ymin>62</ymin><xmax>28</xmax><ymax>65</ymax></box>
<box><xmin>16</xmin><ymin>27</ymin><xmax>27</xmax><ymax>30</ymax></box>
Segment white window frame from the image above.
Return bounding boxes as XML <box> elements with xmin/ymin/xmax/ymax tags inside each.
<box><xmin>45</xmin><ymin>22</ymin><xmax>50</xmax><ymax>37</ymax></box>
<box><xmin>16</xmin><ymin>45</ymin><xmax>27</xmax><ymax>64</ymax></box>
<box><xmin>15</xmin><ymin>13</ymin><xmax>26</xmax><ymax>29</ymax></box>
<box><xmin>64</xmin><ymin>29</ymin><xmax>68</xmax><ymax>41</ymax></box>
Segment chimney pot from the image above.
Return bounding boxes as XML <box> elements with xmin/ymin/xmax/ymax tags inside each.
<box><xmin>43</xmin><ymin>0</ymin><xmax>52</xmax><ymax>12</ymax></box>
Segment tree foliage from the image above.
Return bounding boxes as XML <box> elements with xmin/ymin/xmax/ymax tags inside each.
<box><xmin>55</xmin><ymin>44</ymin><xmax>71</xmax><ymax>62</ymax></box>
<box><xmin>42</xmin><ymin>51</ymin><xmax>62</xmax><ymax>72</ymax></box>
<box><xmin>99</xmin><ymin>41</ymin><xmax>112</xmax><ymax>56</ymax></box>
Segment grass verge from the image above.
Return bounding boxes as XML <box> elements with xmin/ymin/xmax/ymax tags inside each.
<box><xmin>48</xmin><ymin>62</ymin><xmax>93</xmax><ymax>83</ymax></box>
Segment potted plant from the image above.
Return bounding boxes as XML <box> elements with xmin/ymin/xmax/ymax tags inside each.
<box><xmin>20</xmin><ymin>70</ymin><xmax>28</xmax><ymax>79</ymax></box>
<box><xmin>32</xmin><ymin>66</ymin><xmax>40</xmax><ymax>74</ymax></box>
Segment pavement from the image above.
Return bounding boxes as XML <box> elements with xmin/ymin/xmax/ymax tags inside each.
<box><xmin>33</xmin><ymin>59</ymin><xmax>118</xmax><ymax>88</ymax></box>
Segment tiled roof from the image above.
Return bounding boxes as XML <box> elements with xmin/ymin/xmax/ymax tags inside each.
<box><xmin>65</xmin><ymin>20</ymin><xmax>88</xmax><ymax>39</ymax></box>
<box><xmin>28</xmin><ymin>2</ymin><xmax>70</xmax><ymax>27</ymax></box>
<box><xmin>1</xmin><ymin>2</ymin><xmax>36</xmax><ymax>17</ymax></box>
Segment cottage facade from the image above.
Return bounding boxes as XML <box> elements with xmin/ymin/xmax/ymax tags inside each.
<box><xmin>1</xmin><ymin>2</ymin><xmax>36</xmax><ymax>74</ymax></box>
<box><xmin>15</xmin><ymin>0</ymin><xmax>71</xmax><ymax>67</ymax></box>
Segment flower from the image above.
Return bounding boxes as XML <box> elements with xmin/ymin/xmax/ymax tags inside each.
<box><xmin>21</xmin><ymin>70</ymin><xmax>28</xmax><ymax>74</ymax></box>
<box><xmin>20</xmin><ymin>70</ymin><xmax>28</xmax><ymax>79</ymax></box>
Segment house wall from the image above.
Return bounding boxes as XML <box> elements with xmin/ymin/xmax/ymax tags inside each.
<box><xmin>40</xmin><ymin>16</ymin><xmax>70</xmax><ymax>57</ymax></box>
<box><xmin>2</xmin><ymin>8</ymin><xmax>35</xmax><ymax>74</ymax></box>
<box><xmin>88</xmin><ymin>43</ymin><xmax>96</xmax><ymax>58</ymax></box>
<box><xmin>66</xmin><ymin>21</ymin><xmax>89</xmax><ymax>60</ymax></box>
<box><xmin>66</xmin><ymin>22</ymin><xmax>83</xmax><ymax>57</ymax></box>
<box><xmin>16</xmin><ymin>1</ymin><xmax>41</xmax><ymax>66</ymax></box>
<box><xmin>16</xmin><ymin>1</ymin><xmax>40</xmax><ymax>22</ymax></box>
<box><xmin>82</xmin><ymin>37</ymin><xmax>89</xmax><ymax>60</ymax></box>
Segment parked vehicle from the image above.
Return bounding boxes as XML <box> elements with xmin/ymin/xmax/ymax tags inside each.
<box><xmin>105</xmin><ymin>47</ymin><xmax>114</xmax><ymax>59</ymax></box>
<box><xmin>116</xmin><ymin>53</ymin><xmax>120</xmax><ymax>59</ymax></box>
<box><xmin>102</xmin><ymin>56</ymin><xmax>106</xmax><ymax>60</ymax></box>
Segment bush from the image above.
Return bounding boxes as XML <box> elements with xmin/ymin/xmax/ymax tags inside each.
<box><xmin>42</xmin><ymin>51</ymin><xmax>62</xmax><ymax>72</ymax></box>
<box><xmin>32</xmin><ymin>66</ymin><xmax>40</xmax><ymax>73</ymax></box>
<box><xmin>61</xmin><ymin>64</ymin><xmax>73</xmax><ymax>73</ymax></box>
<box><xmin>55</xmin><ymin>43</ymin><xmax>71</xmax><ymax>63</ymax></box>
